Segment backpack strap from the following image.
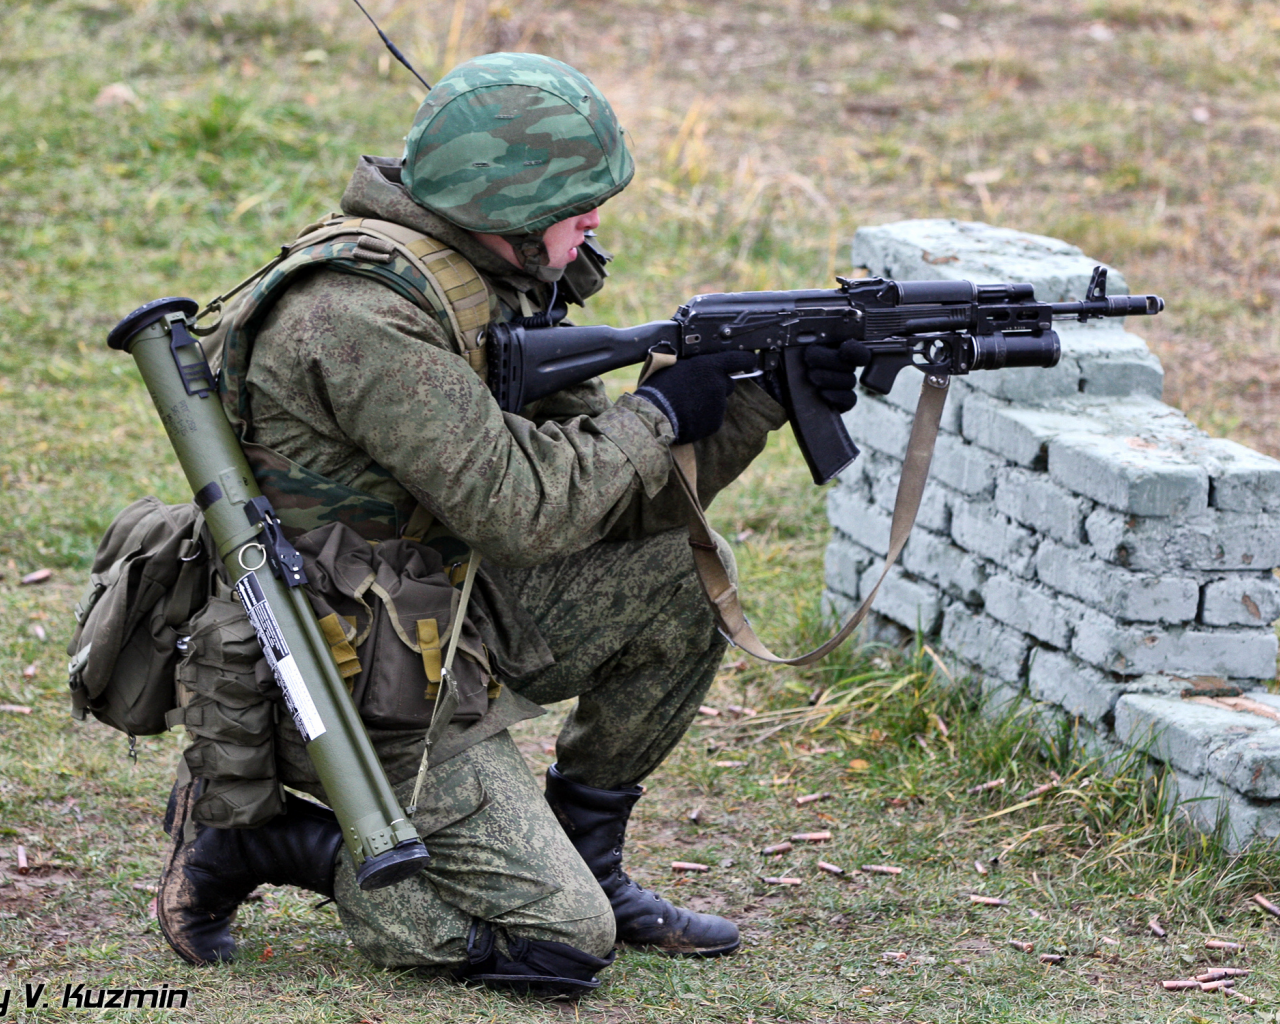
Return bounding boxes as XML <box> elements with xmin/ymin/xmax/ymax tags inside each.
<box><xmin>287</xmin><ymin>216</ymin><xmax>492</xmax><ymax>374</ymax></box>
<box><xmin>209</xmin><ymin>218</ymin><xmax>496</xmax><ymax>541</ymax></box>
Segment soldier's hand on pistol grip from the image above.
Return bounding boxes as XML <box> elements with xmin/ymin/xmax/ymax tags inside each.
<box><xmin>634</xmin><ymin>350</ymin><xmax>758</xmax><ymax>445</ymax></box>
<box><xmin>803</xmin><ymin>339</ymin><xmax>871</xmax><ymax>413</ymax></box>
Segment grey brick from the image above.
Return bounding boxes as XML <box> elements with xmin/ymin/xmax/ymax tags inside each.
<box><xmin>827</xmin><ymin>483</ymin><xmax>890</xmax><ymax>555</ymax></box>
<box><xmin>1034</xmin><ymin>539</ymin><xmax>1200</xmax><ymax>624</ymax></box>
<box><xmin>1247</xmin><ymin>798</ymin><xmax>1280</xmax><ymax>854</ymax></box>
<box><xmin>983</xmin><ymin>573</ymin><xmax>1077</xmax><ymax>648</ymax></box>
<box><xmin>994</xmin><ymin>466</ymin><xmax>1090</xmax><ymax>546</ymax></box>
<box><xmin>1078</xmin><ymin>353</ymin><xmax>1165</xmax><ymax>400</ymax></box>
<box><xmin>1122</xmin><ymin>673</ymin><xmax>1210</xmax><ymax>699</ymax></box>
<box><xmin>845</xmin><ymin>395</ymin><xmax>912</xmax><ymax>459</ymax></box>
<box><xmin>865</xmin><ymin>449</ymin><xmax>954</xmax><ymax>535</ymax></box>
<box><xmin>1207</xmin><ymin>729</ymin><xmax>1280</xmax><ymax>800</ymax></box>
<box><xmin>961</xmin><ymin>398</ymin><xmax>1093</xmax><ymax>467</ymax></box>
<box><xmin>833</xmin><ymin>451</ymin><xmax>871</xmax><ymax>496</ymax></box>
<box><xmin>1168</xmin><ymin>769</ymin><xmax>1260</xmax><ymax>854</ymax></box>
<box><xmin>964</xmin><ymin>358</ymin><xmax>1083</xmax><ymax>403</ymax></box>
<box><xmin>951</xmin><ymin>500</ymin><xmax>1038</xmax><ymax>577</ymax></box>
<box><xmin>1113</xmin><ymin>693</ymin><xmax>1270</xmax><ymax>777</ymax></box>
<box><xmin>940</xmin><ymin>607</ymin><xmax>1030</xmax><ymax>683</ymax></box>
<box><xmin>1200</xmin><ymin>437</ymin><xmax>1280</xmax><ymax>513</ymax></box>
<box><xmin>1048</xmin><ymin>432</ymin><xmax>1209</xmax><ymax>517</ymax></box>
<box><xmin>1236</xmin><ymin>691</ymin><xmax>1280</xmax><ymax>713</ymax></box>
<box><xmin>980</xmin><ymin>674</ymin><xmax>1025</xmax><ymax>715</ymax></box>
<box><xmin>851</xmin><ymin>219</ymin><xmax>1130</xmax><ymax>301</ymax></box>
<box><xmin>1071</xmin><ymin>607</ymin><xmax>1279</xmax><ymax>679</ymax></box>
<box><xmin>823</xmin><ymin>588</ymin><xmax>856</xmax><ymax>626</ymax></box>
<box><xmin>1086</xmin><ymin>507</ymin><xmax>1280</xmax><ymax>572</ymax></box>
<box><xmin>901</xmin><ymin>527</ymin><xmax>986</xmax><ymax>604</ymax></box>
<box><xmin>931</xmin><ymin>433</ymin><xmax>1004</xmax><ymax>497</ymax></box>
<box><xmin>917</xmin><ymin>480</ymin><xmax>952</xmax><ymax>534</ymax></box>
<box><xmin>860</xmin><ymin>564</ymin><xmax>942</xmax><ymax>633</ymax></box>
<box><xmin>1201</xmin><ymin>575</ymin><xmax>1280</xmax><ymax>627</ymax></box>
<box><xmin>825</xmin><ymin>533</ymin><xmax>876</xmax><ymax>602</ymax></box>
<box><xmin>1027</xmin><ymin>648</ymin><xmax>1120</xmax><ymax>727</ymax></box>
<box><xmin>868</xmin><ymin>452</ymin><xmax>906</xmax><ymax>511</ymax></box>
<box><xmin>1059</xmin><ymin>321</ymin><xmax>1164</xmax><ymax>400</ymax></box>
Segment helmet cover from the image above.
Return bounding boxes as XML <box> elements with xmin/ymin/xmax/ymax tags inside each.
<box><xmin>402</xmin><ymin>52</ymin><xmax>634</xmax><ymax>238</ymax></box>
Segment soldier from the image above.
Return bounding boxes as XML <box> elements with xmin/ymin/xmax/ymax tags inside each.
<box><xmin>157</xmin><ymin>52</ymin><xmax>858</xmax><ymax>996</ymax></box>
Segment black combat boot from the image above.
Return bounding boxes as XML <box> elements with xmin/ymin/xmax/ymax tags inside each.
<box><xmin>157</xmin><ymin>780</ymin><xmax>345</xmax><ymax>965</ymax></box>
<box><xmin>544</xmin><ymin>764</ymin><xmax>740</xmax><ymax>957</ymax></box>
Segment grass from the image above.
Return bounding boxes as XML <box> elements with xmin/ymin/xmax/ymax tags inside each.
<box><xmin>4</xmin><ymin>0</ymin><xmax>1280</xmax><ymax>1020</ymax></box>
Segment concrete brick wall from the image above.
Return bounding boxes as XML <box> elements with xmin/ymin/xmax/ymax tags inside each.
<box><xmin>824</xmin><ymin>219</ymin><xmax>1280</xmax><ymax>851</ymax></box>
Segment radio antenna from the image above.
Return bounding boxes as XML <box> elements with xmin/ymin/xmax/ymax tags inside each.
<box><xmin>350</xmin><ymin>0</ymin><xmax>432</xmax><ymax>92</ymax></box>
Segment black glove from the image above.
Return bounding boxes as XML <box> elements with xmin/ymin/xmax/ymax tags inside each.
<box><xmin>803</xmin><ymin>339</ymin><xmax>871</xmax><ymax>413</ymax></box>
<box><xmin>634</xmin><ymin>350</ymin><xmax>758</xmax><ymax>444</ymax></box>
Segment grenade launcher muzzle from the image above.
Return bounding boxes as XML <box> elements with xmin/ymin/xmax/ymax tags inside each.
<box><xmin>108</xmin><ymin>297</ymin><xmax>430</xmax><ymax>891</ymax></box>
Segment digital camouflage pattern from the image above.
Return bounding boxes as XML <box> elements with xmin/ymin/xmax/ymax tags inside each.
<box><xmin>171</xmin><ymin>593</ymin><xmax>285</xmax><ymax>828</ymax></box>
<box><xmin>315</xmin><ymin>527</ymin><xmax>729</xmax><ymax>963</ymax></box>
<box><xmin>237</xmin><ymin>152</ymin><xmax>787</xmax><ymax>686</ymax></box>
<box><xmin>195</xmin><ymin>152</ymin><xmax>786</xmax><ymax>961</ymax></box>
<box><xmin>332</xmin><ymin>730</ymin><xmax>615</xmax><ymax>966</ymax></box>
<box><xmin>214</xmin><ymin>207</ymin><xmax>492</xmax><ymax>542</ymax></box>
<box><xmin>402</xmin><ymin>53</ymin><xmax>634</xmax><ymax>235</ymax></box>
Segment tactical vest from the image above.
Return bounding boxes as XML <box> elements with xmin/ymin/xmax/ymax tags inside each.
<box><xmin>208</xmin><ymin>215</ymin><xmax>497</xmax><ymax>546</ymax></box>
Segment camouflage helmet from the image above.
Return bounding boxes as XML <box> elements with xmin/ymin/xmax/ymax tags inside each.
<box><xmin>402</xmin><ymin>52</ymin><xmax>633</xmax><ymax>279</ymax></box>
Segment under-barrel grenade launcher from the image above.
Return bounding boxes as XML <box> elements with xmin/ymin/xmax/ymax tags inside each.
<box><xmin>487</xmin><ymin>266</ymin><xmax>1164</xmax><ymax>484</ymax></box>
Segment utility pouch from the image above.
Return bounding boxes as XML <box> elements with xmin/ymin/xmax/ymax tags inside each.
<box><xmin>66</xmin><ymin>497</ymin><xmax>212</xmax><ymax>737</ymax></box>
<box><xmin>171</xmin><ymin>594</ymin><xmax>285</xmax><ymax>827</ymax></box>
<box><xmin>295</xmin><ymin>523</ymin><xmax>495</xmax><ymax>731</ymax></box>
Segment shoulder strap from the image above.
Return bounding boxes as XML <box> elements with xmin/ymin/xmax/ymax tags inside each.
<box><xmin>676</xmin><ymin>376</ymin><xmax>950</xmax><ymax>666</ymax></box>
<box><xmin>298</xmin><ymin>217</ymin><xmax>492</xmax><ymax>375</ymax></box>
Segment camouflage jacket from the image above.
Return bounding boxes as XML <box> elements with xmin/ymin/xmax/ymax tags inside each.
<box><xmin>243</xmin><ymin>155</ymin><xmax>788</xmax><ymax>680</ymax></box>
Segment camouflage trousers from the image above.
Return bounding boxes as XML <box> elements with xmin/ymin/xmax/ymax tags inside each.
<box><xmin>333</xmin><ymin>527</ymin><xmax>731</xmax><ymax>967</ymax></box>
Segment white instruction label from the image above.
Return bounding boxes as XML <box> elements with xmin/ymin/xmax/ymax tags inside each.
<box><xmin>233</xmin><ymin>571</ymin><xmax>327</xmax><ymax>742</ymax></box>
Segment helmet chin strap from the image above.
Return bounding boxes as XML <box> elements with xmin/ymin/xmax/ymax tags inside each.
<box><xmin>510</xmin><ymin>233</ymin><xmax>567</xmax><ymax>283</ymax></box>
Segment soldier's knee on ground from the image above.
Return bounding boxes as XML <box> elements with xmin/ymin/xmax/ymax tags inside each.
<box><xmin>495</xmin><ymin>900</ymin><xmax>616</xmax><ymax>960</ymax></box>
<box><xmin>331</xmin><ymin>853</ymin><xmax>615</xmax><ymax>973</ymax></box>
<box><xmin>452</xmin><ymin>920</ymin><xmax>615</xmax><ymax>998</ymax></box>
<box><xmin>330</xmin><ymin>728</ymin><xmax>615</xmax><ymax>970</ymax></box>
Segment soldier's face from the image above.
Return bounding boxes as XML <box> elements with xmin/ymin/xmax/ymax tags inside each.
<box><xmin>474</xmin><ymin>208</ymin><xmax>601</xmax><ymax>271</ymax></box>
<box><xmin>540</xmin><ymin>208</ymin><xmax>601</xmax><ymax>268</ymax></box>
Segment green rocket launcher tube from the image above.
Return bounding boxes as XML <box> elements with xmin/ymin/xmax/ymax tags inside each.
<box><xmin>108</xmin><ymin>297</ymin><xmax>430</xmax><ymax>891</ymax></box>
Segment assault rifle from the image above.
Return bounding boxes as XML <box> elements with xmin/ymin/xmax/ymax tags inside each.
<box><xmin>487</xmin><ymin>266</ymin><xmax>1163</xmax><ymax>485</ymax></box>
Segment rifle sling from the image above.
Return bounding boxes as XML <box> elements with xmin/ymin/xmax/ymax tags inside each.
<box><xmin>672</xmin><ymin>375</ymin><xmax>950</xmax><ymax>667</ymax></box>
